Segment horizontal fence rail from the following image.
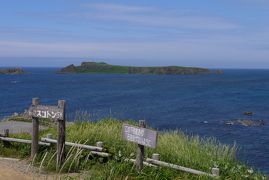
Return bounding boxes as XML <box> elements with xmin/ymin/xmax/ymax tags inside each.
<box><xmin>146</xmin><ymin>153</ymin><xmax>219</xmax><ymax>177</ymax></box>
<box><xmin>125</xmin><ymin>158</ymin><xmax>157</xmax><ymax>167</ymax></box>
<box><xmin>41</xmin><ymin>137</ymin><xmax>109</xmax><ymax>157</ymax></box>
<box><xmin>41</xmin><ymin>137</ymin><xmax>103</xmax><ymax>152</ymax></box>
<box><xmin>90</xmin><ymin>151</ymin><xmax>110</xmax><ymax>157</ymax></box>
<box><xmin>0</xmin><ymin>137</ymin><xmax>50</xmax><ymax>146</ymax></box>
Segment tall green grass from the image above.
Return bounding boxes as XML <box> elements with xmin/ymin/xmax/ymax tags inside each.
<box><xmin>0</xmin><ymin>118</ymin><xmax>266</xmax><ymax>179</ymax></box>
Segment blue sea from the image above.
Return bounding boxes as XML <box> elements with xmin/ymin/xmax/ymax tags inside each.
<box><xmin>0</xmin><ymin>68</ymin><xmax>269</xmax><ymax>173</ymax></box>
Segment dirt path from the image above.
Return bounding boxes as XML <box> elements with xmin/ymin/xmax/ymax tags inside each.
<box><xmin>0</xmin><ymin>165</ymin><xmax>31</xmax><ymax>180</ymax></box>
<box><xmin>0</xmin><ymin>157</ymin><xmax>85</xmax><ymax>180</ymax></box>
<box><xmin>0</xmin><ymin>120</ymin><xmax>84</xmax><ymax>179</ymax></box>
<box><xmin>0</xmin><ymin>157</ymin><xmax>38</xmax><ymax>180</ymax></box>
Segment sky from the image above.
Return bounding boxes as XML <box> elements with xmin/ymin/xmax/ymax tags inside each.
<box><xmin>0</xmin><ymin>0</ymin><xmax>269</xmax><ymax>68</ymax></box>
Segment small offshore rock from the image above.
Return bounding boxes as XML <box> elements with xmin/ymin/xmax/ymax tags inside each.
<box><xmin>225</xmin><ymin>119</ymin><xmax>266</xmax><ymax>127</ymax></box>
<box><xmin>225</xmin><ymin>121</ymin><xmax>234</xmax><ymax>125</ymax></box>
<box><xmin>0</xmin><ymin>68</ymin><xmax>25</xmax><ymax>74</ymax></box>
<box><xmin>216</xmin><ymin>69</ymin><xmax>223</xmax><ymax>74</ymax></box>
<box><xmin>244</xmin><ymin>112</ymin><xmax>253</xmax><ymax>116</ymax></box>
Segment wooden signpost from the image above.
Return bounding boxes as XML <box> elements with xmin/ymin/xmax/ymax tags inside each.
<box><xmin>122</xmin><ymin>120</ymin><xmax>157</xmax><ymax>171</ymax></box>
<box><xmin>29</xmin><ymin>98</ymin><xmax>66</xmax><ymax>169</ymax></box>
<box><xmin>29</xmin><ymin>105</ymin><xmax>64</xmax><ymax>120</ymax></box>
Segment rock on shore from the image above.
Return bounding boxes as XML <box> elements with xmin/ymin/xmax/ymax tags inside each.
<box><xmin>225</xmin><ymin>119</ymin><xmax>266</xmax><ymax>127</ymax></box>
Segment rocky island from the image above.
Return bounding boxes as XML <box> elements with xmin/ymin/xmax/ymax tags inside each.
<box><xmin>0</xmin><ymin>68</ymin><xmax>25</xmax><ymax>74</ymax></box>
<box><xmin>59</xmin><ymin>62</ymin><xmax>211</xmax><ymax>75</ymax></box>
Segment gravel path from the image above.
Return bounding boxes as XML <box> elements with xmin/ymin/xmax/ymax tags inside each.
<box><xmin>0</xmin><ymin>120</ymin><xmax>48</xmax><ymax>134</ymax></box>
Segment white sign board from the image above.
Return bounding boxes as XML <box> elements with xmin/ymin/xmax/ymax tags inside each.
<box><xmin>122</xmin><ymin>124</ymin><xmax>157</xmax><ymax>148</ymax></box>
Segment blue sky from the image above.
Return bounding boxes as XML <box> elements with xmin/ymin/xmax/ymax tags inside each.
<box><xmin>0</xmin><ymin>0</ymin><xmax>269</xmax><ymax>68</ymax></box>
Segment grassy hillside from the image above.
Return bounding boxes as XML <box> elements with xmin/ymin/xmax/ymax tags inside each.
<box><xmin>59</xmin><ymin>62</ymin><xmax>211</xmax><ymax>75</ymax></box>
<box><xmin>0</xmin><ymin>118</ymin><xmax>265</xmax><ymax>179</ymax></box>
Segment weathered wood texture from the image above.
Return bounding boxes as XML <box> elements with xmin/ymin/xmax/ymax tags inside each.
<box><xmin>2</xmin><ymin>129</ymin><xmax>11</xmax><ymax>147</ymax></box>
<box><xmin>31</xmin><ymin>98</ymin><xmax>40</xmax><ymax>158</ymax></box>
<box><xmin>57</xmin><ymin>100</ymin><xmax>66</xmax><ymax>169</ymax></box>
<box><xmin>136</xmin><ymin>120</ymin><xmax>146</xmax><ymax>172</ymax></box>
<box><xmin>4</xmin><ymin>129</ymin><xmax>9</xmax><ymax>137</ymax></box>
<box><xmin>29</xmin><ymin>105</ymin><xmax>64</xmax><ymax>120</ymax></box>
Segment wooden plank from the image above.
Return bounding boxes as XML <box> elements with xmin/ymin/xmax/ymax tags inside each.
<box><xmin>3</xmin><ymin>129</ymin><xmax>11</xmax><ymax>147</ymax></box>
<box><xmin>41</xmin><ymin>138</ymin><xmax>103</xmax><ymax>151</ymax></box>
<box><xmin>29</xmin><ymin>105</ymin><xmax>64</xmax><ymax>120</ymax></box>
<box><xmin>4</xmin><ymin>129</ymin><xmax>9</xmax><ymax>137</ymax></box>
<box><xmin>31</xmin><ymin>98</ymin><xmax>39</xmax><ymax>158</ymax></box>
<box><xmin>136</xmin><ymin>120</ymin><xmax>146</xmax><ymax>171</ymax></box>
<box><xmin>0</xmin><ymin>137</ymin><xmax>50</xmax><ymax>146</ymax></box>
<box><xmin>122</xmin><ymin>123</ymin><xmax>157</xmax><ymax>148</ymax></box>
<box><xmin>57</xmin><ymin>100</ymin><xmax>66</xmax><ymax>170</ymax></box>
<box><xmin>146</xmin><ymin>158</ymin><xmax>216</xmax><ymax>177</ymax></box>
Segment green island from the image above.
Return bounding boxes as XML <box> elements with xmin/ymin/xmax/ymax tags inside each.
<box><xmin>0</xmin><ymin>68</ymin><xmax>25</xmax><ymax>74</ymax></box>
<box><xmin>59</xmin><ymin>62</ymin><xmax>212</xmax><ymax>75</ymax></box>
<box><xmin>0</xmin><ymin>114</ymin><xmax>266</xmax><ymax>179</ymax></box>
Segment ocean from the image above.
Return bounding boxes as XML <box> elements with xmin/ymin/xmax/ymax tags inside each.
<box><xmin>0</xmin><ymin>68</ymin><xmax>269</xmax><ymax>173</ymax></box>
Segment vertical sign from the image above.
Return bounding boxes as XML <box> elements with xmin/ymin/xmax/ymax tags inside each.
<box><xmin>29</xmin><ymin>98</ymin><xmax>66</xmax><ymax>170</ymax></box>
<box><xmin>122</xmin><ymin>120</ymin><xmax>157</xmax><ymax>171</ymax></box>
<box><xmin>122</xmin><ymin>123</ymin><xmax>157</xmax><ymax>148</ymax></box>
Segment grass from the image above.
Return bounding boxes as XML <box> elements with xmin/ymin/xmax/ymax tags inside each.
<box><xmin>0</xmin><ymin>118</ymin><xmax>266</xmax><ymax>179</ymax></box>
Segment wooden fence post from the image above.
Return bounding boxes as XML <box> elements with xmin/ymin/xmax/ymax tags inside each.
<box><xmin>96</xmin><ymin>141</ymin><xmax>103</xmax><ymax>148</ymax></box>
<box><xmin>3</xmin><ymin>129</ymin><xmax>10</xmax><ymax>148</ymax></box>
<box><xmin>211</xmin><ymin>167</ymin><xmax>220</xmax><ymax>177</ymax></box>
<box><xmin>57</xmin><ymin>100</ymin><xmax>66</xmax><ymax>170</ymax></box>
<box><xmin>152</xmin><ymin>153</ymin><xmax>160</xmax><ymax>161</ymax></box>
<box><xmin>31</xmin><ymin>98</ymin><xmax>40</xmax><ymax>158</ymax></box>
<box><xmin>136</xmin><ymin>120</ymin><xmax>146</xmax><ymax>172</ymax></box>
<box><xmin>4</xmin><ymin>129</ymin><xmax>9</xmax><ymax>137</ymax></box>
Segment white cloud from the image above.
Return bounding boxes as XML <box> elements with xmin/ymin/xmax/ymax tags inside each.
<box><xmin>1</xmin><ymin>2</ymin><xmax>268</xmax><ymax>68</ymax></box>
<box><xmin>0</xmin><ymin>34</ymin><xmax>268</xmax><ymax>67</ymax></box>
<box><xmin>90</xmin><ymin>14</ymin><xmax>239</xmax><ymax>30</ymax></box>
<box><xmin>85</xmin><ymin>3</ymin><xmax>156</xmax><ymax>13</ymax></box>
<box><xmin>70</xmin><ymin>3</ymin><xmax>239</xmax><ymax>30</ymax></box>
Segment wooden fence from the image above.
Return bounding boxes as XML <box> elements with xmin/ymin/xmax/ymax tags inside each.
<box><xmin>0</xmin><ymin>98</ymin><xmax>220</xmax><ymax>178</ymax></box>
